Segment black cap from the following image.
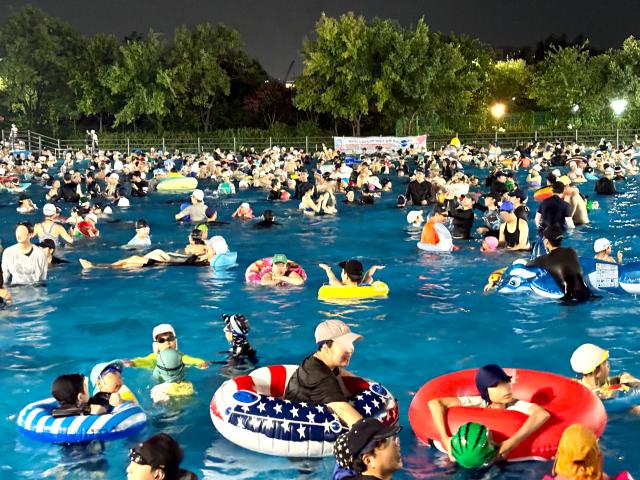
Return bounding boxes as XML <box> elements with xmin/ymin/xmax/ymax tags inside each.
<box><xmin>543</xmin><ymin>225</ymin><xmax>564</xmax><ymax>243</ymax></box>
<box><xmin>508</xmin><ymin>189</ymin><xmax>527</xmax><ymax>201</ymax></box>
<box><xmin>495</xmin><ymin>171</ymin><xmax>507</xmax><ymax>178</ymax></box>
<box><xmin>133</xmin><ymin>433</ymin><xmax>184</xmax><ymax>474</ymax></box>
<box><xmin>339</xmin><ymin>418</ymin><xmax>402</xmax><ymax>466</ymax></box>
<box><xmin>339</xmin><ymin>259</ymin><xmax>363</xmax><ymax>277</ymax></box>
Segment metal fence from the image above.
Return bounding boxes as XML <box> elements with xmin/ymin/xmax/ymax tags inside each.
<box><xmin>3</xmin><ymin>129</ymin><xmax>639</xmax><ymax>157</ymax></box>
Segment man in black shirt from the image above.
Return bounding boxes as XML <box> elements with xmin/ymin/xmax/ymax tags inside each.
<box><xmin>293</xmin><ymin>171</ymin><xmax>313</xmax><ymax>199</ymax></box>
<box><xmin>508</xmin><ymin>189</ymin><xmax>530</xmax><ymax>221</ymax></box>
<box><xmin>595</xmin><ymin>168</ymin><xmax>617</xmax><ymax>195</ymax></box>
<box><xmin>284</xmin><ymin>320</ymin><xmax>363</xmax><ymax>427</ymax></box>
<box><xmin>130</xmin><ymin>171</ymin><xmax>148</xmax><ymax>198</ymax></box>
<box><xmin>60</xmin><ymin>173</ymin><xmax>80</xmax><ymax>203</ymax></box>
<box><xmin>490</xmin><ymin>171</ymin><xmax>509</xmax><ymax>196</ymax></box>
<box><xmin>404</xmin><ymin>170</ymin><xmax>431</xmax><ymax>205</ymax></box>
<box><xmin>535</xmin><ymin>182</ymin><xmax>574</xmax><ymax>231</ymax></box>
<box><xmin>254</xmin><ymin>209</ymin><xmax>281</xmax><ymax>228</ymax></box>
<box><xmin>527</xmin><ymin>226</ymin><xmax>592</xmax><ymax>303</ymax></box>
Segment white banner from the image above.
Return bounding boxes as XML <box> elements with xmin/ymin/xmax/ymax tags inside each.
<box><xmin>333</xmin><ymin>135</ymin><xmax>427</xmax><ymax>154</ymax></box>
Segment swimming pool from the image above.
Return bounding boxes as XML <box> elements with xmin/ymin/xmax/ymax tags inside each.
<box><xmin>1</xmin><ymin>168</ymin><xmax>639</xmax><ymax>479</ymax></box>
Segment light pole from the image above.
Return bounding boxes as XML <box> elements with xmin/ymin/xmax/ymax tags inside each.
<box><xmin>490</xmin><ymin>102</ymin><xmax>506</xmax><ymax>145</ymax></box>
<box><xmin>610</xmin><ymin>99</ymin><xmax>627</xmax><ymax>146</ymax></box>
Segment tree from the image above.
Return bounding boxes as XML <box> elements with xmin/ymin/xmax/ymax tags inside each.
<box><xmin>69</xmin><ymin>34</ymin><xmax>121</xmax><ymax>132</ymax></box>
<box><xmin>101</xmin><ymin>31</ymin><xmax>179</xmax><ymax>131</ymax></box>
<box><xmin>243</xmin><ymin>80</ymin><xmax>295</xmax><ymax>127</ymax></box>
<box><xmin>607</xmin><ymin>36</ymin><xmax>640</xmax><ymax>127</ymax></box>
<box><xmin>295</xmin><ymin>13</ymin><xmax>388</xmax><ymax>135</ymax></box>
<box><xmin>0</xmin><ymin>6</ymin><xmax>83</xmax><ymax>131</ymax></box>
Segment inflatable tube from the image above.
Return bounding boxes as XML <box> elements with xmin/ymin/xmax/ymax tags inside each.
<box><xmin>211</xmin><ymin>251</ymin><xmax>238</xmax><ymax>271</ymax></box>
<box><xmin>73</xmin><ymin>220</ymin><xmax>97</xmax><ymax>238</ymax></box>
<box><xmin>533</xmin><ymin>186</ymin><xmax>553</xmax><ymax>202</ymax></box>
<box><xmin>585</xmin><ymin>173</ymin><xmax>599</xmax><ymax>181</ymax></box>
<box><xmin>0</xmin><ymin>182</ymin><xmax>30</xmax><ymax>193</ymax></box>
<box><xmin>178</xmin><ymin>202</ymin><xmax>191</xmax><ymax>222</ymax></box>
<box><xmin>408</xmin><ymin>368</ymin><xmax>606</xmax><ymax>462</ymax></box>
<box><xmin>17</xmin><ymin>398</ymin><xmax>147</xmax><ymax>443</ymax></box>
<box><xmin>210</xmin><ymin>365</ymin><xmax>398</xmax><ymax>457</ymax></box>
<box><xmin>244</xmin><ymin>257</ymin><xmax>307</xmax><ymax>285</ymax></box>
<box><xmin>157</xmin><ymin>176</ymin><xmax>198</xmax><ymax>192</ymax></box>
<box><xmin>417</xmin><ymin>223</ymin><xmax>453</xmax><ymax>252</ymax></box>
<box><xmin>318</xmin><ymin>281</ymin><xmax>389</xmax><ymax>300</ymax></box>
<box><xmin>600</xmin><ymin>386</ymin><xmax>640</xmax><ymax>413</ymax></box>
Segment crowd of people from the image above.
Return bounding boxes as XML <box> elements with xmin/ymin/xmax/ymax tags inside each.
<box><xmin>1</xmin><ymin>135</ymin><xmax>639</xmax><ymax>479</ymax></box>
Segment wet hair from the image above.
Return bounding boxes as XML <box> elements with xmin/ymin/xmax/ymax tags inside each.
<box><xmin>552</xmin><ymin>181</ymin><xmax>566</xmax><ymax>194</ymax></box>
<box><xmin>316</xmin><ymin>339</ymin><xmax>334</xmax><ymax>351</ymax></box>
<box><xmin>135</xmin><ymin>219</ymin><xmax>148</xmax><ymax>229</ymax></box>
<box><xmin>262</xmin><ymin>209</ymin><xmax>275</xmax><ymax>221</ymax></box>
<box><xmin>52</xmin><ymin>374</ymin><xmax>85</xmax><ymax>406</ymax></box>
<box><xmin>543</xmin><ymin>225</ymin><xmax>564</xmax><ymax>247</ymax></box>
<box><xmin>17</xmin><ymin>221</ymin><xmax>34</xmax><ymax>234</ymax></box>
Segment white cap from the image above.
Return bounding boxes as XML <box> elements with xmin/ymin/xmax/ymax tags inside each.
<box><xmin>210</xmin><ymin>235</ymin><xmax>229</xmax><ymax>254</ymax></box>
<box><xmin>86</xmin><ymin>213</ymin><xmax>98</xmax><ymax>224</ymax></box>
<box><xmin>117</xmin><ymin>197</ymin><xmax>130</xmax><ymax>208</ymax></box>
<box><xmin>406</xmin><ymin>210</ymin><xmax>423</xmax><ymax>224</ymax></box>
<box><xmin>152</xmin><ymin>324</ymin><xmax>178</xmax><ymax>353</ymax></box>
<box><xmin>109</xmin><ymin>173</ymin><xmax>119</xmax><ymax>180</ymax></box>
<box><xmin>192</xmin><ymin>189</ymin><xmax>204</xmax><ymax>201</ymax></box>
<box><xmin>314</xmin><ymin>320</ymin><xmax>362</xmax><ymax>346</ymax></box>
<box><xmin>552</xmin><ymin>169</ymin><xmax>562</xmax><ymax>177</ymax></box>
<box><xmin>593</xmin><ymin>238</ymin><xmax>611</xmax><ymax>253</ymax></box>
<box><xmin>240</xmin><ymin>202</ymin><xmax>250</xmax><ymax>209</ymax></box>
<box><xmin>605</xmin><ymin>167</ymin><xmax>614</xmax><ymax>175</ymax></box>
<box><xmin>103</xmin><ymin>206</ymin><xmax>113</xmax><ymax>214</ymax></box>
<box><xmin>43</xmin><ymin>203</ymin><xmax>56</xmax><ymax>216</ymax></box>
<box><xmin>570</xmin><ymin>343</ymin><xmax>609</xmax><ymax>374</ymax></box>
<box><xmin>532</xmin><ymin>164</ymin><xmax>542</xmax><ymax>172</ymax></box>
<box><xmin>368</xmin><ymin>176</ymin><xmax>382</xmax><ymax>189</ymax></box>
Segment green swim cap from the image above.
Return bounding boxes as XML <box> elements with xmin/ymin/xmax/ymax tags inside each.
<box><xmin>153</xmin><ymin>348</ymin><xmax>185</xmax><ymax>383</ymax></box>
<box><xmin>450</xmin><ymin>422</ymin><xmax>497</xmax><ymax>468</ymax></box>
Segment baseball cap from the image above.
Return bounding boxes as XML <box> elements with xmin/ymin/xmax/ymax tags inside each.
<box><xmin>339</xmin><ymin>259</ymin><xmax>363</xmax><ymax>277</ymax></box>
<box><xmin>43</xmin><ymin>203</ymin><xmax>56</xmax><ymax>216</ymax></box>
<box><xmin>570</xmin><ymin>344</ymin><xmax>609</xmax><ymax>374</ymax></box>
<box><xmin>191</xmin><ymin>189</ymin><xmax>204</xmax><ymax>201</ymax></box>
<box><xmin>532</xmin><ymin>164</ymin><xmax>542</xmax><ymax>172</ymax></box>
<box><xmin>593</xmin><ymin>238</ymin><xmax>611</xmax><ymax>253</ymax></box>
<box><xmin>475</xmin><ymin>364</ymin><xmax>511</xmax><ymax>402</ymax></box>
<box><xmin>335</xmin><ymin>418</ymin><xmax>401</xmax><ymax>467</ymax></box>
<box><xmin>508</xmin><ymin>189</ymin><xmax>527</xmax><ymax>201</ymax></box>
<box><xmin>499</xmin><ymin>201</ymin><xmax>514</xmax><ymax>212</ymax></box>
<box><xmin>272</xmin><ymin>253</ymin><xmax>288</xmax><ymax>264</ymax></box>
<box><xmin>315</xmin><ymin>320</ymin><xmax>362</xmax><ymax>346</ymax></box>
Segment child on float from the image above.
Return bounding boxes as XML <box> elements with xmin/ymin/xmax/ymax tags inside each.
<box><xmin>89</xmin><ymin>361</ymin><xmax>139</xmax><ymax>413</ymax></box>
<box><xmin>123</xmin><ymin>324</ymin><xmax>208</xmax><ymax>370</ymax></box>
<box><xmin>318</xmin><ymin>259</ymin><xmax>384</xmax><ymax>287</ymax></box>
<box><xmin>51</xmin><ymin>373</ymin><xmax>107</xmax><ymax>418</ymax></box>
<box><xmin>428</xmin><ymin>364</ymin><xmax>550</xmax><ymax>461</ymax></box>
<box><xmin>150</xmin><ymin>348</ymin><xmax>194</xmax><ymax>403</ymax></box>
<box><xmin>570</xmin><ymin>343</ymin><xmax>640</xmax><ymax>414</ymax></box>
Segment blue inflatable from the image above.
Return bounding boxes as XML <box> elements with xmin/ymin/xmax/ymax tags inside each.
<box><xmin>496</xmin><ymin>258</ymin><xmax>640</xmax><ymax>298</ymax></box>
<box><xmin>17</xmin><ymin>398</ymin><xmax>147</xmax><ymax>443</ymax></box>
<box><xmin>211</xmin><ymin>251</ymin><xmax>237</xmax><ymax>271</ymax></box>
<box><xmin>603</xmin><ymin>387</ymin><xmax>640</xmax><ymax>413</ymax></box>
<box><xmin>179</xmin><ymin>202</ymin><xmax>191</xmax><ymax>222</ymax></box>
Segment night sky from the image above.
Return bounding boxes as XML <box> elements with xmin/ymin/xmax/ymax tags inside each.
<box><xmin>3</xmin><ymin>0</ymin><xmax>640</xmax><ymax>78</ymax></box>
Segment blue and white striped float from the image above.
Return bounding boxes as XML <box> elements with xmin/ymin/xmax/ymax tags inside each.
<box><xmin>210</xmin><ymin>364</ymin><xmax>398</xmax><ymax>457</ymax></box>
<box><xmin>17</xmin><ymin>398</ymin><xmax>147</xmax><ymax>443</ymax></box>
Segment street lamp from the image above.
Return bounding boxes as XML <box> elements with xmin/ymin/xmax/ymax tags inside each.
<box><xmin>490</xmin><ymin>102</ymin><xmax>506</xmax><ymax>144</ymax></box>
<box><xmin>572</xmin><ymin>104</ymin><xmax>579</xmax><ymax>113</ymax></box>
<box><xmin>610</xmin><ymin>99</ymin><xmax>628</xmax><ymax>146</ymax></box>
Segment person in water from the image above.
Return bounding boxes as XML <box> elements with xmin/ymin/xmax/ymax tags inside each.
<box><xmin>543</xmin><ymin>424</ymin><xmax>633</xmax><ymax>480</ymax></box>
<box><xmin>285</xmin><ymin>320</ymin><xmax>364</xmax><ymax>427</ymax></box>
<box><xmin>34</xmin><ymin>203</ymin><xmax>74</xmax><ymax>246</ymax></box>
<box><xmin>450</xmin><ymin>195</ymin><xmax>475</xmax><ymax>240</ymax></box>
<box><xmin>420</xmin><ymin>205</ymin><xmax>457</xmax><ymax>251</ymax></box>
<box><xmin>150</xmin><ymin>348</ymin><xmax>194</xmax><ymax>403</ymax></box>
<box><xmin>498</xmin><ymin>201</ymin><xmax>530</xmax><ymax>250</ymax></box>
<box><xmin>526</xmin><ymin>225</ymin><xmax>593</xmax><ymax>302</ymax></box>
<box><xmin>124</xmin><ymin>324</ymin><xmax>208</xmax><ymax>369</ymax></box>
<box><xmin>37</xmin><ymin>239</ymin><xmax>69</xmax><ymax>265</ymax></box>
<box><xmin>593</xmin><ymin>238</ymin><xmax>623</xmax><ymax>264</ymax></box>
<box><xmin>51</xmin><ymin>373</ymin><xmax>107</xmax><ymax>418</ymax></box>
<box><xmin>222</xmin><ymin>313</ymin><xmax>257</xmax><ymax>364</ymax></box>
<box><xmin>319</xmin><ymin>259</ymin><xmax>384</xmax><ymax>287</ymax></box>
<box><xmin>594</xmin><ymin>167</ymin><xmax>617</xmax><ymax>195</ymax></box>
<box><xmin>428</xmin><ymin>364</ymin><xmax>550</xmax><ymax>461</ymax></box>
<box><xmin>259</xmin><ymin>253</ymin><xmax>305</xmax><ymax>286</ymax></box>
<box><xmin>175</xmin><ymin>189</ymin><xmax>207</xmax><ymax>223</ymax></box>
<box><xmin>89</xmin><ymin>361</ymin><xmax>139</xmax><ymax>412</ymax></box>
<box><xmin>254</xmin><ymin>209</ymin><xmax>281</xmax><ymax>228</ymax></box>
<box><xmin>570</xmin><ymin>343</ymin><xmax>640</xmax><ymax>414</ymax></box>
<box><xmin>127</xmin><ymin>433</ymin><xmax>198</xmax><ymax>480</ymax></box>
<box><xmin>126</xmin><ymin>219</ymin><xmax>152</xmax><ymax>248</ymax></box>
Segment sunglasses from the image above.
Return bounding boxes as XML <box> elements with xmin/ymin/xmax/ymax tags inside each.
<box><xmin>129</xmin><ymin>448</ymin><xmax>163</xmax><ymax>469</ymax></box>
<box><xmin>156</xmin><ymin>334</ymin><xmax>176</xmax><ymax>343</ymax></box>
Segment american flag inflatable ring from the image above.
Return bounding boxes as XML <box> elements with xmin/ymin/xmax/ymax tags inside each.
<box><xmin>210</xmin><ymin>364</ymin><xmax>398</xmax><ymax>457</ymax></box>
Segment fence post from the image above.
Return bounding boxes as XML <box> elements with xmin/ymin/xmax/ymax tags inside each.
<box><xmin>1</xmin><ymin>129</ymin><xmax>4</xmax><ymax>142</ymax></box>
<box><xmin>58</xmin><ymin>138</ymin><xmax>61</xmax><ymax>152</ymax></box>
<box><xmin>575</xmin><ymin>129</ymin><xmax>578</xmax><ymax>142</ymax></box>
<box><xmin>38</xmin><ymin>134</ymin><xmax>42</xmax><ymax>152</ymax></box>
<box><xmin>197</xmin><ymin>137</ymin><xmax>201</xmax><ymax>152</ymax></box>
<box><xmin>233</xmin><ymin>137</ymin><xmax>236</xmax><ymax>152</ymax></box>
<box><xmin>162</xmin><ymin>137</ymin><xmax>166</xmax><ymax>153</ymax></box>
<box><xmin>127</xmin><ymin>138</ymin><xmax>130</xmax><ymax>156</ymax></box>
<box><xmin>28</xmin><ymin>130</ymin><xmax>32</xmax><ymax>151</ymax></box>
<box><xmin>616</xmin><ymin>129</ymin><xmax>620</xmax><ymax>147</ymax></box>
<box><xmin>534</xmin><ymin>130</ymin><xmax>538</xmax><ymax>141</ymax></box>
<box><xmin>305</xmin><ymin>136</ymin><xmax>308</xmax><ymax>152</ymax></box>
<box><xmin>269</xmin><ymin>136</ymin><xmax>272</xmax><ymax>149</ymax></box>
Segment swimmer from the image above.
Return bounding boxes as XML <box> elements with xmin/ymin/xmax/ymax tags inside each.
<box><xmin>124</xmin><ymin>324</ymin><xmax>208</xmax><ymax>369</ymax></box>
<box><xmin>593</xmin><ymin>238</ymin><xmax>623</xmax><ymax>264</ymax></box>
<box><xmin>232</xmin><ymin>202</ymin><xmax>254</xmax><ymax>219</ymax></box>
<box><xmin>51</xmin><ymin>373</ymin><xmax>106</xmax><ymax>418</ymax></box>
<box><xmin>150</xmin><ymin>348</ymin><xmax>194</xmax><ymax>403</ymax></box>
<box><xmin>126</xmin><ymin>219</ymin><xmax>152</xmax><ymax>248</ymax></box>
<box><xmin>526</xmin><ymin>225</ymin><xmax>593</xmax><ymax>303</ymax></box>
<box><xmin>480</xmin><ymin>236</ymin><xmax>499</xmax><ymax>253</ymax></box>
<box><xmin>498</xmin><ymin>201</ymin><xmax>530</xmax><ymax>250</ymax></box>
<box><xmin>37</xmin><ymin>239</ymin><xmax>69</xmax><ymax>265</ymax></box>
<box><xmin>175</xmin><ymin>189</ymin><xmax>207</xmax><ymax>223</ymax></box>
<box><xmin>34</xmin><ymin>203</ymin><xmax>74</xmax><ymax>246</ymax></box>
<box><xmin>254</xmin><ymin>209</ymin><xmax>281</xmax><ymax>228</ymax></box>
<box><xmin>318</xmin><ymin>259</ymin><xmax>384</xmax><ymax>287</ymax></box>
<box><xmin>406</xmin><ymin>210</ymin><xmax>424</xmax><ymax>227</ymax></box>
<box><xmin>298</xmin><ymin>185</ymin><xmax>322</xmax><ymax>215</ymax></box>
<box><xmin>73</xmin><ymin>212</ymin><xmax>100</xmax><ymax>238</ymax></box>
<box><xmin>420</xmin><ymin>205</ymin><xmax>458</xmax><ymax>251</ymax></box>
<box><xmin>570</xmin><ymin>344</ymin><xmax>640</xmax><ymax>414</ymax></box>
<box><xmin>428</xmin><ymin>364</ymin><xmax>550</xmax><ymax>461</ymax></box>
<box><xmin>89</xmin><ymin>361</ymin><xmax>138</xmax><ymax>412</ymax></box>
<box><xmin>260</xmin><ymin>253</ymin><xmax>305</xmax><ymax>286</ymax></box>
<box><xmin>222</xmin><ymin>314</ymin><xmax>257</xmax><ymax>364</ymax></box>
<box><xmin>16</xmin><ymin>194</ymin><xmax>37</xmax><ymax>214</ymax></box>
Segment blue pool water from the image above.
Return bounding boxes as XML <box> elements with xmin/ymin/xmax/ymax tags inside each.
<box><xmin>1</xmin><ymin>169</ymin><xmax>639</xmax><ymax>479</ymax></box>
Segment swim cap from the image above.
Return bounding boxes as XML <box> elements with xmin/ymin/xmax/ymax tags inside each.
<box><xmin>43</xmin><ymin>203</ymin><xmax>56</xmax><ymax>216</ymax></box>
<box><xmin>483</xmin><ymin>236</ymin><xmax>498</xmax><ymax>251</ymax></box>
<box><xmin>209</xmin><ymin>235</ymin><xmax>228</xmax><ymax>254</ymax></box>
<box><xmin>570</xmin><ymin>344</ymin><xmax>609</xmax><ymax>374</ymax></box>
<box><xmin>86</xmin><ymin>213</ymin><xmax>98</xmax><ymax>224</ymax></box>
<box><xmin>191</xmin><ymin>189</ymin><xmax>204</xmax><ymax>201</ymax></box>
<box><xmin>475</xmin><ymin>364</ymin><xmax>511</xmax><ymax>402</ymax></box>
<box><xmin>499</xmin><ymin>201</ymin><xmax>514</xmax><ymax>212</ymax></box>
<box><xmin>593</xmin><ymin>238</ymin><xmax>611</xmax><ymax>253</ymax></box>
<box><xmin>117</xmin><ymin>197</ymin><xmax>130</xmax><ymax>208</ymax></box>
<box><xmin>135</xmin><ymin>219</ymin><xmax>148</xmax><ymax>229</ymax></box>
<box><xmin>153</xmin><ymin>348</ymin><xmax>185</xmax><ymax>383</ymax></box>
<box><xmin>450</xmin><ymin>422</ymin><xmax>497</xmax><ymax>468</ymax></box>
<box><xmin>406</xmin><ymin>210</ymin><xmax>423</xmax><ymax>224</ymax></box>
<box><xmin>223</xmin><ymin>314</ymin><xmax>250</xmax><ymax>335</ymax></box>
<box><xmin>152</xmin><ymin>324</ymin><xmax>178</xmax><ymax>353</ymax></box>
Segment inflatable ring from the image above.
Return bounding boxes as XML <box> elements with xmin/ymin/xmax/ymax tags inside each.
<box><xmin>408</xmin><ymin>368</ymin><xmax>606</xmax><ymax>461</ymax></box>
<box><xmin>318</xmin><ymin>281</ymin><xmax>389</xmax><ymax>300</ymax></box>
<box><xmin>417</xmin><ymin>223</ymin><xmax>453</xmax><ymax>252</ymax></box>
<box><xmin>17</xmin><ymin>398</ymin><xmax>147</xmax><ymax>443</ymax></box>
<box><xmin>211</xmin><ymin>252</ymin><xmax>238</xmax><ymax>271</ymax></box>
<box><xmin>244</xmin><ymin>257</ymin><xmax>307</xmax><ymax>285</ymax></box>
<box><xmin>597</xmin><ymin>385</ymin><xmax>640</xmax><ymax>413</ymax></box>
<box><xmin>157</xmin><ymin>176</ymin><xmax>198</xmax><ymax>192</ymax></box>
<box><xmin>533</xmin><ymin>186</ymin><xmax>553</xmax><ymax>202</ymax></box>
<box><xmin>210</xmin><ymin>365</ymin><xmax>398</xmax><ymax>457</ymax></box>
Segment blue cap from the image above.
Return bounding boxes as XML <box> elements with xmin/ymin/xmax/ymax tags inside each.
<box><xmin>475</xmin><ymin>364</ymin><xmax>511</xmax><ymax>402</ymax></box>
<box><xmin>499</xmin><ymin>201</ymin><xmax>515</xmax><ymax>212</ymax></box>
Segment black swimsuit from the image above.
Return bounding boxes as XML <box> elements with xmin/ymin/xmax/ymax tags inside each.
<box><xmin>503</xmin><ymin>220</ymin><xmax>521</xmax><ymax>248</ymax></box>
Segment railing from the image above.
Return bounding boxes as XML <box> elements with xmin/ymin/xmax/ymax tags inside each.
<box><xmin>3</xmin><ymin>129</ymin><xmax>639</xmax><ymax>157</ymax></box>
